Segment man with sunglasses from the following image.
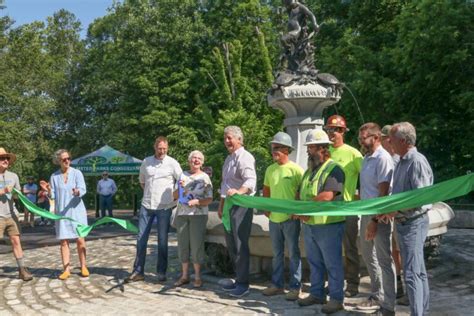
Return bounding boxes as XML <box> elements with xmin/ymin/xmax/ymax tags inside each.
<box><xmin>0</xmin><ymin>148</ymin><xmax>33</xmax><ymax>281</ymax></box>
<box><xmin>357</xmin><ymin>123</ymin><xmax>396</xmax><ymax>315</ymax></box>
<box><xmin>261</xmin><ymin>132</ymin><xmax>304</xmax><ymax>301</ymax></box>
<box><xmin>324</xmin><ymin>115</ymin><xmax>363</xmax><ymax>297</ymax></box>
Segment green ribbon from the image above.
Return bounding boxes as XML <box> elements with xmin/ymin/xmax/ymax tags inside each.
<box><xmin>222</xmin><ymin>173</ymin><xmax>474</xmax><ymax>231</ymax></box>
<box><xmin>14</xmin><ymin>189</ymin><xmax>138</xmax><ymax>237</ymax></box>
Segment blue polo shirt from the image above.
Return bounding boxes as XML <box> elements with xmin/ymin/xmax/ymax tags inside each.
<box><xmin>392</xmin><ymin>147</ymin><xmax>433</xmax><ymax>219</ymax></box>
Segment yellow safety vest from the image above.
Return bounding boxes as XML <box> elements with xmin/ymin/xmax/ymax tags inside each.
<box><xmin>299</xmin><ymin>159</ymin><xmax>346</xmax><ymax>225</ymax></box>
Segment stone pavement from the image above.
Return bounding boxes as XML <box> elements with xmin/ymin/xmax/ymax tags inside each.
<box><xmin>0</xmin><ymin>228</ymin><xmax>473</xmax><ymax>315</ymax></box>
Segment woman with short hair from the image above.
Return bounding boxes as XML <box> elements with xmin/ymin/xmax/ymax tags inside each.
<box><xmin>174</xmin><ymin>150</ymin><xmax>213</xmax><ymax>288</ymax></box>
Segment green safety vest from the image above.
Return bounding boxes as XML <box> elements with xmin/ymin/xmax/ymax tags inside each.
<box><xmin>299</xmin><ymin>158</ymin><xmax>346</xmax><ymax>225</ymax></box>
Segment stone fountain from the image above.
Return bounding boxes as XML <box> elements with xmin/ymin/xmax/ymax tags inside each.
<box><xmin>267</xmin><ymin>0</ymin><xmax>343</xmax><ymax>168</ymax></box>
<box><xmin>204</xmin><ymin>0</ymin><xmax>454</xmax><ymax>275</ymax></box>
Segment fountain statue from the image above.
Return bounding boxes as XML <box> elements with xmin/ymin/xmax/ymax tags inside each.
<box><xmin>268</xmin><ymin>0</ymin><xmax>343</xmax><ymax>168</ymax></box>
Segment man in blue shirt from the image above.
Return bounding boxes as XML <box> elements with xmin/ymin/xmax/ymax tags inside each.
<box><xmin>22</xmin><ymin>176</ymin><xmax>38</xmax><ymax>226</ymax></box>
<box><xmin>379</xmin><ymin>122</ymin><xmax>433</xmax><ymax>316</ymax></box>
<box><xmin>96</xmin><ymin>171</ymin><xmax>117</xmax><ymax>218</ymax></box>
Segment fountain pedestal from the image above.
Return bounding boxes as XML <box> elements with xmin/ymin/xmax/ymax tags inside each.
<box><xmin>267</xmin><ymin>81</ymin><xmax>341</xmax><ymax>168</ymax></box>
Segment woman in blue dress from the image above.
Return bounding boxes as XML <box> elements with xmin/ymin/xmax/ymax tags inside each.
<box><xmin>42</xmin><ymin>149</ymin><xmax>89</xmax><ymax>280</ymax></box>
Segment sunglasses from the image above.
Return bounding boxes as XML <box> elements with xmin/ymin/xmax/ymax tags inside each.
<box><xmin>358</xmin><ymin>134</ymin><xmax>376</xmax><ymax>142</ymax></box>
<box><xmin>0</xmin><ymin>156</ymin><xmax>10</xmax><ymax>161</ymax></box>
<box><xmin>324</xmin><ymin>127</ymin><xmax>344</xmax><ymax>133</ymax></box>
<box><xmin>61</xmin><ymin>157</ymin><xmax>71</xmax><ymax>163</ymax></box>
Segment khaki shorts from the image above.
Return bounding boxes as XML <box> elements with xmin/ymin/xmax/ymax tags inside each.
<box><xmin>0</xmin><ymin>217</ymin><xmax>21</xmax><ymax>237</ymax></box>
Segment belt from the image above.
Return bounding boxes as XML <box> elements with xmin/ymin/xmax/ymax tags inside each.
<box><xmin>395</xmin><ymin>212</ymin><xmax>427</xmax><ymax>225</ymax></box>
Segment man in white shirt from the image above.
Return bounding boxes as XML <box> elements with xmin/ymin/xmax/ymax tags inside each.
<box><xmin>217</xmin><ymin>126</ymin><xmax>257</xmax><ymax>298</ymax></box>
<box><xmin>125</xmin><ymin>136</ymin><xmax>182</xmax><ymax>283</ymax></box>
<box><xmin>357</xmin><ymin>123</ymin><xmax>396</xmax><ymax>316</ymax></box>
<box><xmin>96</xmin><ymin>171</ymin><xmax>117</xmax><ymax>218</ymax></box>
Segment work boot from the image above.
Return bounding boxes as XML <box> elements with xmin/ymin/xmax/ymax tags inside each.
<box><xmin>124</xmin><ymin>271</ymin><xmax>144</xmax><ymax>283</ymax></box>
<box><xmin>321</xmin><ymin>300</ymin><xmax>344</xmax><ymax>314</ymax></box>
<box><xmin>285</xmin><ymin>288</ymin><xmax>301</xmax><ymax>301</ymax></box>
<box><xmin>262</xmin><ymin>286</ymin><xmax>285</xmax><ymax>296</ymax></box>
<box><xmin>19</xmin><ymin>267</ymin><xmax>33</xmax><ymax>281</ymax></box>
<box><xmin>297</xmin><ymin>294</ymin><xmax>326</xmax><ymax>307</ymax></box>
<box><xmin>344</xmin><ymin>284</ymin><xmax>359</xmax><ymax>297</ymax></box>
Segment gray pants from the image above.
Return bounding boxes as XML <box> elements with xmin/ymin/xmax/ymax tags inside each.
<box><xmin>224</xmin><ymin>206</ymin><xmax>253</xmax><ymax>286</ymax></box>
<box><xmin>343</xmin><ymin>215</ymin><xmax>360</xmax><ymax>288</ymax></box>
<box><xmin>176</xmin><ymin>215</ymin><xmax>208</xmax><ymax>264</ymax></box>
<box><xmin>360</xmin><ymin>216</ymin><xmax>396</xmax><ymax>312</ymax></box>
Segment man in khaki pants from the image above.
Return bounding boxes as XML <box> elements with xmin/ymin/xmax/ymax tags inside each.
<box><xmin>0</xmin><ymin>147</ymin><xmax>33</xmax><ymax>281</ymax></box>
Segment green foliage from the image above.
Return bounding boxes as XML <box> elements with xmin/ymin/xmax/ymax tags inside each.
<box><xmin>0</xmin><ymin>0</ymin><xmax>472</xmax><ymax>208</ymax></box>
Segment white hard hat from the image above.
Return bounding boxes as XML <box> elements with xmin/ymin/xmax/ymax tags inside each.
<box><xmin>304</xmin><ymin>129</ymin><xmax>333</xmax><ymax>145</ymax></box>
<box><xmin>269</xmin><ymin>132</ymin><xmax>293</xmax><ymax>149</ymax></box>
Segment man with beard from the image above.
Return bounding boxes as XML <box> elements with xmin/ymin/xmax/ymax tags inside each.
<box><xmin>357</xmin><ymin>123</ymin><xmax>396</xmax><ymax>316</ymax></box>
<box><xmin>0</xmin><ymin>148</ymin><xmax>33</xmax><ymax>281</ymax></box>
<box><xmin>125</xmin><ymin>136</ymin><xmax>182</xmax><ymax>283</ymax></box>
<box><xmin>261</xmin><ymin>132</ymin><xmax>304</xmax><ymax>301</ymax></box>
<box><xmin>217</xmin><ymin>126</ymin><xmax>257</xmax><ymax>298</ymax></box>
<box><xmin>296</xmin><ymin>129</ymin><xmax>345</xmax><ymax>314</ymax></box>
<box><xmin>324</xmin><ymin>115</ymin><xmax>363</xmax><ymax>297</ymax></box>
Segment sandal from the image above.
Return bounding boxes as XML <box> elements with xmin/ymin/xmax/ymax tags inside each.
<box><xmin>193</xmin><ymin>279</ymin><xmax>203</xmax><ymax>288</ymax></box>
<box><xmin>174</xmin><ymin>278</ymin><xmax>190</xmax><ymax>287</ymax></box>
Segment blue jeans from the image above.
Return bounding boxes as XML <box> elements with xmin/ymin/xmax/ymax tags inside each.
<box><xmin>132</xmin><ymin>206</ymin><xmax>172</xmax><ymax>275</ymax></box>
<box><xmin>99</xmin><ymin>194</ymin><xmax>113</xmax><ymax>217</ymax></box>
<box><xmin>396</xmin><ymin>214</ymin><xmax>429</xmax><ymax>316</ymax></box>
<box><xmin>303</xmin><ymin>222</ymin><xmax>345</xmax><ymax>302</ymax></box>
<box><xmin>269</xmin><ymin>219</ymin><xmax>302</xmax><ymax>289</ymax></box>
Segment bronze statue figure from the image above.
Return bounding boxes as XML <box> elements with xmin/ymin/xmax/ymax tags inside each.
<box><xmin>280</xmin><ymin>0</ymin><xmax>319</xmax><ymax>74</ymax></box>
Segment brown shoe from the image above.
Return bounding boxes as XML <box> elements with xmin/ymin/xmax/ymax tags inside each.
<box><xmin>262</xmin><ymin>286</ymin><xmax>285</xmax><ymax>296</ymax></box>
<box><xmin>297</xmin><ymin>294</ymin><xmax>326</xmax><ymax>306</ymax></box>
<box><xmin>285</xmin><ymin>288</ymin><xmax>301</xmax><ymax>301</ymax></box>
<box><xmin>174</xmin><ymin>278</ymin><xmax>190</xmax><ymax>287</ymax></box>
<box><xmin>124</xmin><ymin>272</ymin><xmax>144</xmax><ymax>283</ymax></box>
<box><xmin>193</xmin><ymin>278</ymin><xmax>203</xmax><ymax>288</ymax></box>
<box><xmin>19</xmin><ymin>267</ymin><xmax>33</xmax><ymax>281</ymax></box>
<box><xmin>321</xmin><ymin>300</ymin><xmax>344</xmax><ymax>314</ymax></box>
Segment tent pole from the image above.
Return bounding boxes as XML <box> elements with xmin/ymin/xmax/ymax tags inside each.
<box><xmin>132</xmin><ymin>175</ymin><xmax>137</xmax><ymax>217</ymax></box>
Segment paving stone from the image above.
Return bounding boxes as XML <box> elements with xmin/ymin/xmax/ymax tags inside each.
<box><xmin>1</xmin><ymin>229</ymin><xmax>473</xmax><ymax>315</ymax></box>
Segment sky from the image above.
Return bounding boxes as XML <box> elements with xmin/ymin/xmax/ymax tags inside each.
<box><xmin>3</xmin><ymin>0</ymin><xmax>116</xmax><ymax>37</ymax></box>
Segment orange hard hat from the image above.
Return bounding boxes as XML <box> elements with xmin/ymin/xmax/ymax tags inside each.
<box><xmin>325</xmin><ymin>115</ymin><xmax>349</xmax><ymax>131</ymax></box>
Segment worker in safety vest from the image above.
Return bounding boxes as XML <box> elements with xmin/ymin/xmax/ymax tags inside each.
<box><xmin>295</xmin><ymin>129</ymin><xmax>346</xmax><ymax>314</ymax></box>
